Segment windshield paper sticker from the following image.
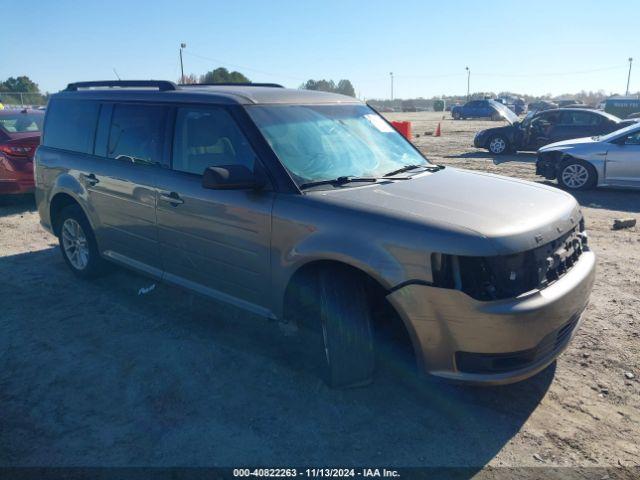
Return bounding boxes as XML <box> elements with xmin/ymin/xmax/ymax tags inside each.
<box><xmin>365</xmin><ymin>114</ymin><xmax>394</xmax><ymax>133</ymax></box>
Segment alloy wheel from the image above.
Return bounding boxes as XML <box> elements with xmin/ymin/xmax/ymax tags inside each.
<box><xmin>61</xmin><ymin>218</ymin><xmax>90</xmax><ymax>270</ymax></box>
<box><xmin>561</xmin><ymin>164</ymin><xmax>589</xmax><ymax>189</ymax></box>
<box><xmin>489</xmin><ymin>137</ymin><xmax>506</xmax><ymax>154</ymax></box>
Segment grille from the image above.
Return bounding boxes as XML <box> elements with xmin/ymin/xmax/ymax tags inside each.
<box><xmin>455</xmin><ymin>225</ymin><xmax>587</xmax><ymax>301</ymax></box>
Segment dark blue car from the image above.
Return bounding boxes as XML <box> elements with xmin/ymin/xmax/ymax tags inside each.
<box><xmin>451</xmin><ymin>99</ymin><xmax>510</xmax><ymax>120</ymax></box>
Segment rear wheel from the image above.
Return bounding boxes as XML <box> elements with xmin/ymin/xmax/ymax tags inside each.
<box><xmin>558</xmin><ymin>159</ymin><xmax>597</xmax><ymax>190</ymax></box>
<box><xmin>305</xmin><ymin>267</ymin><xmax>375</xmax><ymax>388</ymax></box>
<box><xmin>488</xmin><ymin>135</ymin><xmax>510</xmax><ymax>155</ymax></box>
<box><xmin>57</xmin><ymin>204</ymin><xmax>107</xmax><ymax>278</ymax></box>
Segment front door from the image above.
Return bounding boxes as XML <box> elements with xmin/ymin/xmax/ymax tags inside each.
<box><xmin>155</xmin><ymin>105</ymin><xmax>275</xmax><ymax>316</ymax></box>
<box><xmin>605</xmin><ymin>130</ymin><xmax>640</xmax><ymax>186</ymax></box>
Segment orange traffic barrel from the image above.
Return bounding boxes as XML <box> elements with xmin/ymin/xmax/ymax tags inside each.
<box><xmin>390</xmin><ymin>121</ymin><xmax>412</xmax><ymax>140</ymax></box>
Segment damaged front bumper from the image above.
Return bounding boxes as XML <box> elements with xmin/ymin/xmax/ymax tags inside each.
<box><xmin>536</xmin><ymin>153</ymin><xmax>558</xmax><ymax>179</ymax></box>
<box><xmin>386</xmin><ymin>250</ymin><xmax>596</xmax><ymax>385</ymax></box>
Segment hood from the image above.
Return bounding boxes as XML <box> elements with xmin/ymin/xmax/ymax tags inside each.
<box><xmin>476</xmin><ymin>124</ymin><xmax>515</xmax><ymax>137</ymax></box>
<box><xmin>317</xmin><ymin>167</ymin><xmax>581</xmax><ymax>255</ymax></box>
<box><xmin>487</xmin><ymin>100</ymin><xmax>519</xmax><ymax>124</ymax></box>
<box><xmin>539</xmin><ymin>136</ymin><xmax>597</xmax><ymax>152</ymax></box>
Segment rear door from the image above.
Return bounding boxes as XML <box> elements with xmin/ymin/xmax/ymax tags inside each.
<box><xmin>154</xmin><ymin>105</ymin><xmax>275</xmax><ymax>316</ymax></box>
<box><xmin>466</xmin><ymin>101</ymin><xmax>480</xmax><ymax>117</ymax></box>
<box><xmin>87</xmin><ymin>102</ymin><xmax>168</xmax><ymax>277</ymax></box>
<box><xmin>552</xmin><ymin>111</ymin><xmax>601</xmax><ymax>142</ymax></box>
<box><xmin>605</xmin><ymin>130</ymin><xmax>640</xmax><ymax>186</ymax></box>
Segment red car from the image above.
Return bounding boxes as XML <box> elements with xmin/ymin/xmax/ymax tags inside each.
<box><xmin>0</xmin><ymin>108</ymin><xmax>44</xmax><ymax>195</ymax></box>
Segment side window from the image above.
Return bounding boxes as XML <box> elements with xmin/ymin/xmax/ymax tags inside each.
<box><xmin>625</xmin><ymin>131</ymin><xmax>640</xmax><ymax>145</ymax></box>
<box><xmin>172</xmin><ymin>107</ymin><xmax>256</xmax><ymax>176</ymax></box>
<box><xmin>43</xmin><ymin>99</ymin><xmax>99</xmax><ymax>154</ymax></box>
<box><xmin>560</xmin><ymin>111</ymin><xmax>597</xmax><ymax>126</ymax></box>
<box><xmin>108</xmin><ymin>104</ymin><xmax>167</xmax><ymax>164</ymax></box>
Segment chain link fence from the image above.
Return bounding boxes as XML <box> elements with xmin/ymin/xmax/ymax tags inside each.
<box><xmin>0</xmin><ymin>92</ymin><xmax>48</xmax><ymax>108</ymax></box>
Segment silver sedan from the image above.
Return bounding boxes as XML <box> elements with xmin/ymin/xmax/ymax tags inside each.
<box><xmin>536</xmin><ymin>122</ymin><xmax>640</xmax><ymax>190</ymax></box>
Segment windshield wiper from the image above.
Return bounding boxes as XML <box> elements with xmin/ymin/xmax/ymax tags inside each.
<box><xmin>383</xmin><ymin>163</ymin><xmax>444</xmax><ymax>177</ymax></box>
<box><xmin>298</xmin><ymin>176</ymin><xmax>379</xmax><ymax>190</ymax></box>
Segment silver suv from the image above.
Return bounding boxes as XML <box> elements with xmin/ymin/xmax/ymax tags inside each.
<box><xmin>35</xmin><ymin>81</ymin><xmax>595</xmax><ymax>387</ymax></box>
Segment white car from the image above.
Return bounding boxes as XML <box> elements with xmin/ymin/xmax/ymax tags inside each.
<box><xmin>536</xmin><ymin>122</ymin><xmax>640</xmax><ymax>190</ymax></box>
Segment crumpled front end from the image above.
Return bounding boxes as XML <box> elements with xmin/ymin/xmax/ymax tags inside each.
<box><xmin>387</xmin><ymin>224</ymin><xmax>596</xmax><ymax>385</ymax></box>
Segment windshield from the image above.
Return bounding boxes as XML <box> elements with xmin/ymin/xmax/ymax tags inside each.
<box><xmin>246</xmin><ymin>104</ymin><xmax>429</xmax><ymax>185</ymax></box>
<box><xmin>597</xmin><ymin>122</ymin><xmax>640</xmax><ymax>142</ymax></box>
<box><xmin>0</xmin><ymin>112</ymin><xmax>44</xmax><ymax>134</ymax></box>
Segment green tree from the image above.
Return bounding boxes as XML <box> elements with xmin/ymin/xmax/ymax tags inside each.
<box><xmin>336</xmin><ymin>79</ymin><xmax>355</xmax><ymax>97</ymax></box>
<box><xmin>301</xmin><ymin>78</ymin><xmax>356</xmax><ymax>97</ymax></box>
<box><xmin>0</xmin><ymin>76</ymin><xmax>45</xmax><ymax>105</ymax></box>
<box><xmin>199</xmin><ymin>67</ymin><xmax>250</xmax><ymax>84</ymax></box>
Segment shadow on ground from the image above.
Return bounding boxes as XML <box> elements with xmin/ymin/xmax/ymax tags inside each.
<box><xmin>0</xmin><ymin>247</ymin><xmax>553</xmax><ymax>469</ymax></box>
<box><xmin>444</xmin><ymin>151</ymin><xmax>537</xmax><ymax>164</ymax></box>
<box><xmin>537</xmin><ymin>181</ymin><xmax>640</xmax><ymax>214</ymax></box>
<box><xmin>0</xmin><ymin>194</ymin><xmax>36</xmax><ymax>217</ymax></box>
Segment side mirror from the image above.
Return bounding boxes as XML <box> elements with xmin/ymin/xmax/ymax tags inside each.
<box><xmin>202</xmin><ymin>165</ymin><xmax>265</xmax><ymax>190</ymax></box>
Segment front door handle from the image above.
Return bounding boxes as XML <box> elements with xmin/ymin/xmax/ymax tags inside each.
<box><xmin>160</xmin><ymin>191</ymin><xmax>184</xmax><ymax>205</ymax></box>
<box><xmin>82</xmin><ymin>173</ymin><xmax>99</xmax><ymax>186</ymax></box>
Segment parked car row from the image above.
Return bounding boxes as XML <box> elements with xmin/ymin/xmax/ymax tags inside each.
<box><xmin>470</xmin><ymin>105</ymin><xmax>640</xmax><ymax>190</ymax></box>
<box><xmin>474</xmin><ymin>108</ymin><xmax>636</xmax><ymax>154</ymax></box>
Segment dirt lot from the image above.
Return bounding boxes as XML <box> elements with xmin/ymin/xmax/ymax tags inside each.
<box><xmin>1</xmin><ymin>112</ymin><xmax>638</xmax><ymax>472</ymax></box>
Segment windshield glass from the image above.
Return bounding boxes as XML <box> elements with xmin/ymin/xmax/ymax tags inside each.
<box><xmin>246</xmin><ymin>104</ymin><xmax>429</xmax><ymax>185</ymax></box>
<box><xmin>0</xmin><ymin>112</ymin><xmax>44</xmax><ymax>134</ymax></box>
<box><xmin>597</xmin><ymin>122</ymin><xmax>640</xmax><ymax>142</ymax></box>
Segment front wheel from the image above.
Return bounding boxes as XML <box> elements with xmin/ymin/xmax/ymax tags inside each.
<box><xmin>558</xmin><ymin>159</ymin><xmax>597</xmax><ymax>190</ymax></box>
<box><xmin>57</xmin><ymin>204</ymin><xmax>107</xmax><ymax>278</ymax></box>
<box><xmin>488</xmin><ymin>135</ymin><xmax>510</xmax><ymax>155</ymax></box>
<box><xmin>315</xmin><ymin>268</ymin><xmax>375</xmax><ymax>388</ymax></box>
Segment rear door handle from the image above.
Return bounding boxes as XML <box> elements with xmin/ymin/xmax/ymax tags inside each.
<box><xmin>82</xmin><ymin>173</ymin><xmax>99</xmax><ymax>186</ymax></box>
<box><xmin>160</xmin><ymin>191</ymin><xmax>184</xmax><ymax>205</ymax></box>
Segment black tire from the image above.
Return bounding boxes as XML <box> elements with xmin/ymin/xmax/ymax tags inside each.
<box><xmin>452</xmin><ymin>112</ymin><xmax>460</xmax><ymax>120</ymax></box>
<box><xmin>557</xmin><ymin>158</ymin><xmax>597</xmax><ymax>191</ymax></box>
<box><xmin>487</xmin><ymin>134</ymin><xmax>510</xmax><ymax>155</ymax></box>
<box><xmin>312</xmin><ymin>267</ymin><xmax>375</xmax><ymax>388</ymax></box>
<box><xmin>56</xmin><ymin>204</ymin><xmax>107</xmax><ymax>278</ymax></box>
<box><xmin>491</xmin><ymin>112</ymin><xmax>501</xmax><ymax>121</ymax></box>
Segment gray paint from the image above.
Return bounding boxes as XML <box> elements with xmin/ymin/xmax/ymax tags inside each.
<box><xmin>539</xmin><ymin>123</ymin><xmax>640</xmax><ymax>188</ymax></box>
<box><xmin>35</xmin><ymin>83</ymin><xmax>596</xmax><ymax>384</ymax></box>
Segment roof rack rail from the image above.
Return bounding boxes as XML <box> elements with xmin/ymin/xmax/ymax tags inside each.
<box><xmin>179</xmin><ymin>82</ymin><xmax>284</xmax><ymax>88</ymax></box>
<box><xmin>65</xmin><ymin>80</ymin><xmax>177</xmax><ymax>91</ymax></box>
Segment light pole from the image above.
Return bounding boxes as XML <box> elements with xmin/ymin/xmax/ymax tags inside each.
<box><xmin>465</xmin><ymin>66</ymin><xmax>470</xmax><ymax>101</ymax></box>
<box><xmin>626</xmin><ymin>57</ymin><xmax>633</xmax><ymax>96</ymax></box>
<box><xmin>179</xmin><ymin>43</ymin><xmax>186</xmax><ymax>84</ymax></box>
<box><xmin>390</xmin><ymin>72</ymin><xmax>394</xmax><ymax>101</ymax></box>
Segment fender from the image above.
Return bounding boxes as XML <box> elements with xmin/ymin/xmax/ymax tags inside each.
<box><xmin>47</xmin><ymin>173</ymin><xmax>98</xmax><ymax>233</ymax></box>
<box><xmin>270</xmin><ymin>219</ymin><xmax>428</xmax><ymax>321</ymax></box>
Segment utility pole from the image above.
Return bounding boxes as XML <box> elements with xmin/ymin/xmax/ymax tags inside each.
<box><xmin>626</xmin><ymin>57</ymin><xmax>633</xmax><ymax>96</ymax></box>
<box><xmin>390</xmin><ymin>72</ymin><xmax>394</xmax><ymax>101</ymax></box>
<box><xmin>180</xmin><ymin>43</ymin><xmax>186</xmax><ymax>84</ymax></box>
<box><xmin>465</xmin><ymin>66</ymin><xmax>470</xmax><ymax>101</ymax></box>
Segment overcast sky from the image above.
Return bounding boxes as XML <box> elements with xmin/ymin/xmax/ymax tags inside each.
<box><xmin>2</xmin><ymin>0</ymin><xmax>638</xmax><ymax>99</ymax></box>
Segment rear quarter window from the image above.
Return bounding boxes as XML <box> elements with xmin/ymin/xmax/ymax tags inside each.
<box><xmin>43</xmin><ymin>99</ymin><xmax>100</xmax><ymax>154</ymax></box>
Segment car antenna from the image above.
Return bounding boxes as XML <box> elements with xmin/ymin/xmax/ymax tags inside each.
<box><xmin>112</xmin><ymin>68</ymin><xmax>121</xmax><ymax>80</ymax></box>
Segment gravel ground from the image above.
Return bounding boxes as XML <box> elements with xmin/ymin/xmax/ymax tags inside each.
<box><xmin>0</xmin><ymin>112</ymin><xmax>638</xmax><ymax>471</ymax></box>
